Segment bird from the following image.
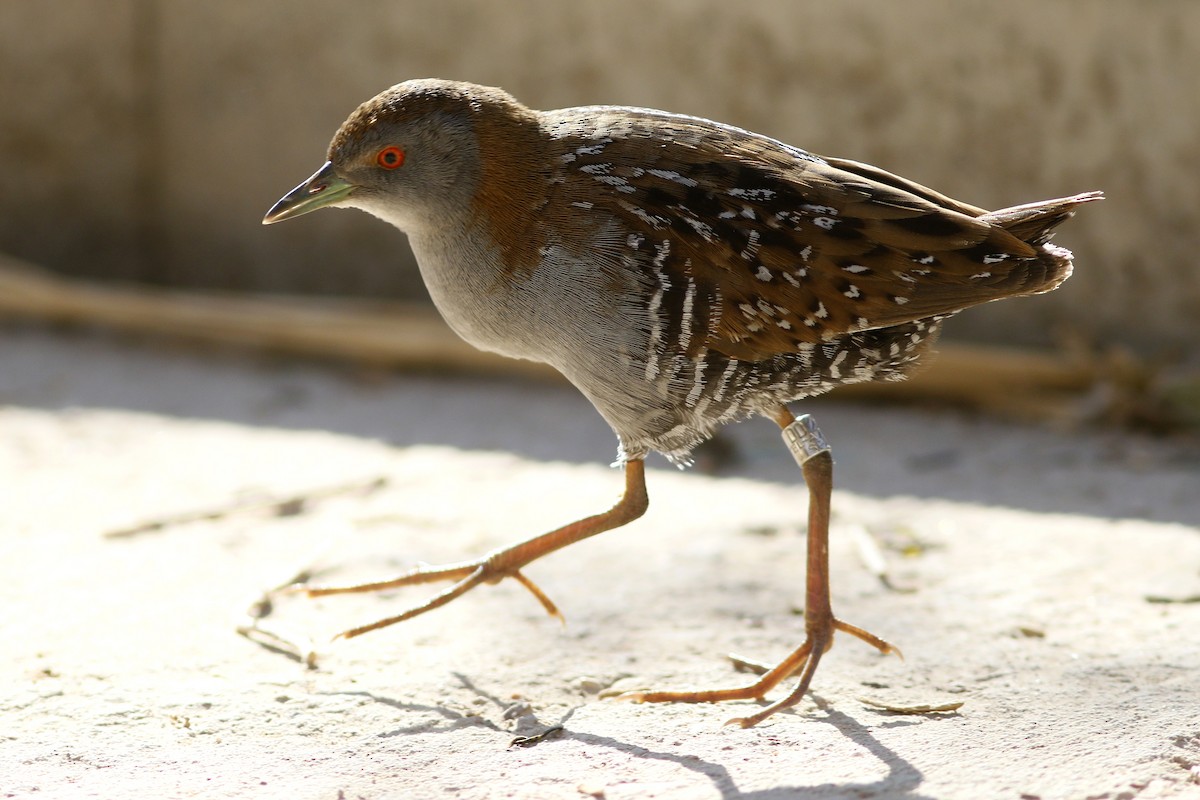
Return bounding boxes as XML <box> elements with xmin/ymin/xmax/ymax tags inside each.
<box><xmin>263</xmin><ymin>78</ymin><xmax>1102</xmax><ymax>727</ymax></box>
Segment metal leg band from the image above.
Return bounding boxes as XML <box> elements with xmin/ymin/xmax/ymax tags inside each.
<box><xmin>781</xmin><ymin>414</ymin><xmax>831</xmax><ymax>466</ymax></box>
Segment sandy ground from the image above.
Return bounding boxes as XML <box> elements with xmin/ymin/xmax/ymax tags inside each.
<box><xmin>2</xmin><ymin>323</ymin><xmax>1199</xmax><ymax>800</ymax></box>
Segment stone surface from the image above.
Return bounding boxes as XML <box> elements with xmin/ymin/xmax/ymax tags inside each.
<box><xmin>2</xmin><ymin>326</ymin><xmax>1200</xmax><ymax>798</ymax></box>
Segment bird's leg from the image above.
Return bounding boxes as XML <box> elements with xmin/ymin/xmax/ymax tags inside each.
<box><xmin>298</xmin><ymin>459</ymin><xmax>648</xmax><ymax>640</ymax></box>
<box><xmin>625</xmin><ymin>409</ymin><xmax>898</xmax><ymax>727</ymax></box>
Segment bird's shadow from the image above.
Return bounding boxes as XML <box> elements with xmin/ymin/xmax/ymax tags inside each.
<box><xmin>330</xmin><ymin>674</ymin><xmax>937</xmax><ymax>800</ymax></box>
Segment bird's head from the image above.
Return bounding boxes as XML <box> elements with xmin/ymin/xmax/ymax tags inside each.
<box><xmin>264</xmin><ymin>79</ymin><xmax>533</xmax><ymax>231</ymax></box>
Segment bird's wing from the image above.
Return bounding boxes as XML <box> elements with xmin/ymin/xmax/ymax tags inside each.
<box><xmin>546</xmin><ymin>108</ymin><xmax>1086</xmax><ymax>362</ymax></box>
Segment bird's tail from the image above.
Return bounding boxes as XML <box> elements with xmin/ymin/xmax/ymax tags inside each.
<box><xmin>980</xmin><ymin>191</ymin><xmax>1104</xmax><ymax>246</ymax></box>
<box><xmin>976</xmin><ymin>190</ymin><xmax>1103</xmax><ymax>296</ymax></box>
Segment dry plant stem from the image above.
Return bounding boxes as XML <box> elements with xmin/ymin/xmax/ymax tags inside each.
<box><xmin>629</xmin><ymin>407</ymin><xmax>898</xmax><ymax>727</ymax></box>
<box><xmin>302</xmin><ymin>460</ymin><xmax>648</xmax><ymax>640</ymax></box>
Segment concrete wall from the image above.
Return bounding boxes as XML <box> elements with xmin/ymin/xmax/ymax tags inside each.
<box><xmin>1</xmin><ymin>1</ymin><xmax>1196</xmax><ymax>350</ymax></box>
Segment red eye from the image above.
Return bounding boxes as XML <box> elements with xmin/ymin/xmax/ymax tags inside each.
<box><xmin>376</xmin><ymin>146</ymin><xmax>405</xmax><ymax>169</ymax></box>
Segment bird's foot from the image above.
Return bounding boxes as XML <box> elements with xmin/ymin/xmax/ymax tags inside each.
<box><xmin>283</xmin><ymin>460</ymin><xmax>649</xmax><ymax>642</ymax></box>
<box><xmin>621</xmin><ymin>617</ymin><xmax>898</xmax><ymax>727</ymax></box>
<box><xmin>296</xmin><ymin>552</ymin><xmax>564</xmax><ymax>640</ymax></box>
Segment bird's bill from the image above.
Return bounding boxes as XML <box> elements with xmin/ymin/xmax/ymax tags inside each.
<box><xmin>262</xmin><ymin>161</ymin><xmax>355</xmax><ymax>224</ymax></box>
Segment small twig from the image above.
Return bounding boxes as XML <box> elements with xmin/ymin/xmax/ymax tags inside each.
<box><xmin>858</xmin><ymin>697</ymin><xmax>964</xmax><ymax>715</ymax></box>
<box><xmin>236</xmin><ymin>556</ymin><xmax>348</xmax><ymax>667</ymax></box>
<box><xmin>103</xmin><ymin>476</ymin><xmax>387</xmax><ymax>538</ymax></box>
<box><xmin>509</xmin><ymin>725</ymin><xmax>565</xmax><ymax>748</ymax></box>
<box><xmin>849</xmin><ymin>523</ymin><xmax>889</xmax><ymax>584</ymax></box>
<box><xmin>728</xmin><ymin>653</ymin><xmax>772</xmax><ymax>675</ymax></box>
<box><xmin>1145</xmin><ymin>593</ymin><xmax>1200</xmax><ymax>604</ymax></box>
<box><xmin>236</xmin><ymin>618</ymin><xmax>320</xmax><ymax>669</ymax></box>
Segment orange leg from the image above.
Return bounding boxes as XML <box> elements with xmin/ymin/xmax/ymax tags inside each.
<box><xmin>299</xmin><ymin>459</ymin><xmax>648</xmax><ymax>639</ymax></box>
<box><xmin>625</xmin><ymin>408</ymin><xmax>898</xmax><ymax>727</ymax></box>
